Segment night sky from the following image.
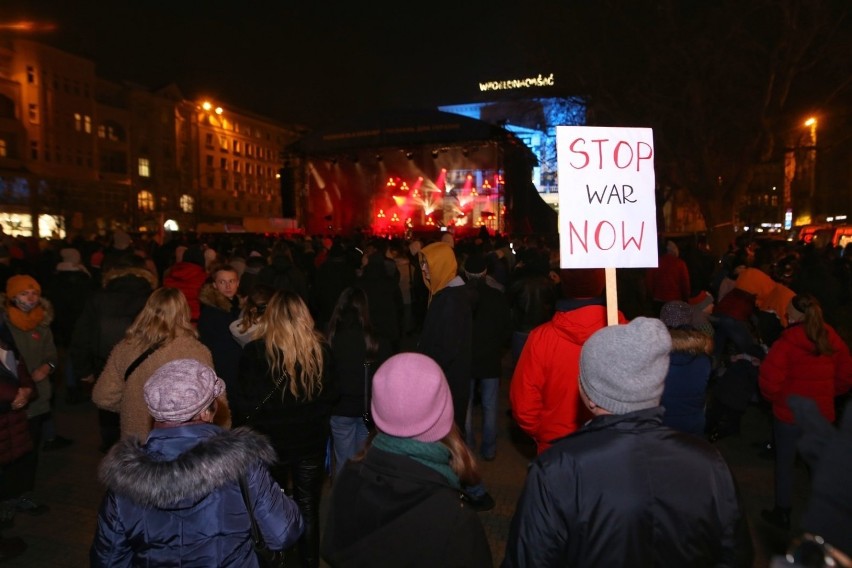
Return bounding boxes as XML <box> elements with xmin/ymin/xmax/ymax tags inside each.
<box><xmin>0</xmin><ymin>1</ymin><xmax>571</xmax><ymax>128</ymax></box>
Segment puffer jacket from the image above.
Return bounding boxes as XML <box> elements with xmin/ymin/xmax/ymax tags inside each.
<box><xmin>661</xmin><ymin>329</ymin><xmax>713</xmax><ymax>436</ymax></box>
<box><xmin>91</xmin><ymin>424</ymin><xmax>303</xmax><ymax>568</ymax></box>
<box><xmin>510</xmin><ymin>298</ymin><xmax>626</xmax><ymax>453</ymax></box>
<box><xmin>759</xmin><ymin>322</ymin><xmax>852</xmax><ymax>424</ymax></box>
<box><xmin>2</xmin><ymin>295</ymin><xmax>58</xmax><ymax>419</ymax></box>
<box><xmin>504</xmin><ymin>408</ymin><xmax>751</xmax><ymax>567</ymax></box>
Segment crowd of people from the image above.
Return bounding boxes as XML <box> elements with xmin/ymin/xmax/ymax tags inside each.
<box><xmin>0</xmin><ymin>226</ymin><xmax>851</xmax><ymax>566</ymax></box>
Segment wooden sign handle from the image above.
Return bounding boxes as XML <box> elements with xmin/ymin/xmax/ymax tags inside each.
<box><xmin>605</xmin><ymin>267</ymin><xmax>619</xmax><ymax>326</ymax></box>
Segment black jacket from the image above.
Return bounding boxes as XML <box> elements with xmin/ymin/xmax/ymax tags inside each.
<box><xmin>329</xmin><ymin>324</ymin><xmax>392</xmax><ymax>418</ymax></box>
<box><xmin>231</xmin><ymin>339</ymin><xmax>337</xmax><ymax>461</ymax></box>
<box><xmin>322</xmin><ymin>447</ymin><xmax>492</xmax><ymax>567</ymax></box>
<box><xmin>417</xmin><ymin>280</ymin><xmax>473</xmax><ymax>427</ymax></box>
<box><xmin>197</xmin><ymin>283</ymin><xmax>242</xmax><ymax>387</ymax></box>
<box><xmin>504</xmin><ymin>408</ymin><xmax>751</xmax><ymax>568</ymax></box>
<box><xmin>70</xmin><ymin>267</ymin><xmax>156</xmax><ymax>379</ymax></box>
<box><xmin>468</xmin><ymin>278</ymin><xmax>511</xmax><ymax>379</ymax></box>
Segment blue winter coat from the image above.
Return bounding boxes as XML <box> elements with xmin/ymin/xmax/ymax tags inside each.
<box><xmin>90</xmin><ymin>424</ymin><xmax>303</xmax><ymax>567</ymax></box>
<box><xmin>660</xmin><ymin>330</ymin><xmax>713</xmax><ymax>436</ymax></box>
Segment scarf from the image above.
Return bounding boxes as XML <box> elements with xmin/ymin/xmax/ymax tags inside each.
<box><xmin>8</xmin><ymin>304</ymin><xmax>45</xmax><ymax>332</ymax></box>
<box><xmin>372</xmin><ymin>433</ymin><xmax>460</xmax><ymax>489</ymax></box>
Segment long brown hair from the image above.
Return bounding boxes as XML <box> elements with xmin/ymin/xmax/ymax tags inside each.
<box><xmin>354</xmin><ymin>424</ymin><xmax>481</xmax><ymax>486</ymax></box>
<box><xmin>793</xmin><ymin>294</ymin><xmax>834</xmax><ymax>356</ymax></box>
<box><xmin>255</xmin><ymin>290</ymin><xmax>325</xmax><ymax>400</ymax></box>
<box><xmin>235</xmin><ymin>284</ymin><xmax>275</xmax><ymax>335</ymax></box>
<box><xmin>326</xmin><ymin>287</ymin><xmax>380</xmax><ymax>361</ymax></box>
<box><xmin>125</xmin><ymin>287</ymin><xmax>196</xmax><ymax>348</ymax></box>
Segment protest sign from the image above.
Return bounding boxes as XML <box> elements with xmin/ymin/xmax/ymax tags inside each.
<box><xmin>556</xmin><ymin>126</ymin><xmax>658</xmax><ymax>269</ymax></box>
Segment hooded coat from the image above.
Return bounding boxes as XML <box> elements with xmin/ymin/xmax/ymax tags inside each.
<box><xmin>163</xmin><ymin>261</ymin><xmax>208</xmax><ymax>322</ymax></box>
<box><xmin>660</xmin><ymin>330</ymin><xmax>713</xmax><ymax>436</ymax></box>
<box><xmin>416</xmin><ymin>242</ymin><xmax>473</xmax><ymax>427</ymax></box>
<box><xmin>510</xmin><ymin>298</ymin><xmax>627</xmax><ymax>453</ymax></box>
<box><xmin>90</xmin><ymin>425</ymin><xmax>304</xmax><ymax>567</ymax></box>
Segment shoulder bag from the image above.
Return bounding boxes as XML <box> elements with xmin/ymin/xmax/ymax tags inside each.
<box><xmin>238</xmin><ymin>475</ymin><xmax>286</xmax><ymax>568</ymax></box>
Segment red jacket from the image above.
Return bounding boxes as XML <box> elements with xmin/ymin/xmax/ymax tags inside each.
<box><xmin>163</xmin><ymin>262</ymin><xmax>209</xmax><ymax>322</ymax></box>
<box><xmin>510</xmin><ymin>302</ymin><xmax>627</xmax><ymax>453</ymax></box>
<box><xmin>759</xmin><ymin>323</ymin><xmax>852</xmax><ymax>424</ymax></box>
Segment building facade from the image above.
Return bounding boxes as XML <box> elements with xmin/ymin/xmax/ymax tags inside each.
<box><xmin>0</xmin><ymin>39</ymin><xmax>301</xmax><ymax>238</ymax></box>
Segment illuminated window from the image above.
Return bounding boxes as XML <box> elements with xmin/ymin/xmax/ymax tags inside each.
<box><xmin>137</xmin><ymin>190</ymin><xmax>154</xmax><ymax>212</ymax></box>
<box><xmin>233</xmin><ymin>160</ymin><xmax>241</xmax><ymax>173</ymax></box>
<box><xmin>84</xmin><ymin>115</ymin><xmax>91</xmax><ymax>133</ymax></box>
<box><xmin>219</xmin><ymin>137</ymin><xmax>228</xmax><ymax>151</ymax></box>
<box><xmin>246</xmin><ymin>144</ymin><xmax>253</xmax><ymax>157</ymax></box>
<box><xmin>28</xmin><ymin>104</ymin><xmax>38</xmax><ymax>123</ymax></box>
<box><xmin>74</xmin><ymin>113</ymin><xmax>81</xmax><ymax>131</ymax></box>
<box><xmin>247</xmin><ymin>164</ymin><xmax>253</xmax><ymax>175</ymax></box>
<box><xmin>0</xmin><ymin>139</ymin><xmax>6</xmax><ymax>157</ymax></box>
<box><xmin>98</xmin><ymin>125</ymin><xmax>105</xmax><ymax>138</ymax></box>
<box><xmin>233</xmin><ymin>141</ymin><xmax>241</xmax><ymax>154</ymax></box>
<box><xmin>138</xmin><ymin>158</ymin><xmax>150</xmax><ymax>177</ymax></box>
<box><xmin>179</xmin><ymin>194</ymin><xmax>194</xmax><ymax>213</ymax></box>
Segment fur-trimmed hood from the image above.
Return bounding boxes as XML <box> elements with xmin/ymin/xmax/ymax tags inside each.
<box><xmin>102</xmin><ymin>266</ymin><xmax>158</xmax><ymax>290</ymax></box>
<box><xmin>0</xmin><ymin>293</ymin><xmax>54</xmax><ymax>326</ymax></box>
<box><xmin>199</xmin><ymin>282</ymin><xmax>237</xmax><ymax>312</ymax></box>
<box><xmin>670</xmin><ymin>329</ymin><xmax>713</xmax><ymax>356</ymax></box>
<box><xmin>99</xmin><ymin>426</ymin><xmax>275</xmax><ymax>509</ymax></box>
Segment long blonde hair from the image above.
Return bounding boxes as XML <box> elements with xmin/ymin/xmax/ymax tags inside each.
<box><xmin>256</xmin><ymin>290</ymin><xmax>325</xmax><ymax>400</ymax></box>
<box><xmin>125</xmin><ymin>287</ymin><xmax>197</xmax><ymax>348</ymax></box>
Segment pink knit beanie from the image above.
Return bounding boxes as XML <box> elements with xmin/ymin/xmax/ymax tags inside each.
<box><xmin>371</xmin><ymin>353</ymin><xmax>454</xmax><ymax>442</ymax></box>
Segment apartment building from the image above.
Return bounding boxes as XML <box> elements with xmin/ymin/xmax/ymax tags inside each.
<box><xmin>0</xmin><ymin>39</ymin><xmax>301</xmax><ymax>238</ymax></box>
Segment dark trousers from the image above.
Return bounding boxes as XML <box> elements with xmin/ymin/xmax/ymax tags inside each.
<box><xmin>773</xmin><ymin>418</ymin><xmax>803</xmax><ymax>509</ymax></box>
<box><xmin>271</xmin><ymin>452</ymin><xmax>325</xmax><ymax>568</ymax></box>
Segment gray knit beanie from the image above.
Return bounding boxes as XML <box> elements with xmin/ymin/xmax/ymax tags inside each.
<box><xmin>579</xmin><ymin>317</ymin><xmax>672</xmax><ymax>414</ymax></box>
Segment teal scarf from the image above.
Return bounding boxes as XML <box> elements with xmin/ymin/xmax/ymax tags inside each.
<box><xmin>372</xmin><ymin>433</ymin><xmax>460</xmax><ymax>489</ymax></box>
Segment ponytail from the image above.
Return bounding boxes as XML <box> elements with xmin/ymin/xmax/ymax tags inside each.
<box><xmin>793</xmin><ymin>294</ymin><xmax>833</xmax><ymax>356</ymax></box>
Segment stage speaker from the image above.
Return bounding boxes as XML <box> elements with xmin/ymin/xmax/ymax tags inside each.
<box><xmin>279</xmin><ymin>167</ymin><xmax>296</xmax><ymax>217</ymax></box>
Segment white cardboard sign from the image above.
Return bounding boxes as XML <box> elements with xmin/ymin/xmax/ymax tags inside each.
<box><xmin>556</xmin><ymin>126</ymin><xmax>659</xmax><ymax>269</ymax></box>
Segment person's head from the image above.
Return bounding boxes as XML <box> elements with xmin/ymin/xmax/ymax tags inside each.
<box><xmin>463</xmin><ymin>253</ymin><xmax>488</xmax><ymax>281</ymax></box>
<box><xmin>418</xmin><ymin>242</ymin><xmax>457</xmax><ymax>298</ymax></box>
<box><xmin>256</xmin><ymin>290</ymin><xmax>325</xmax><ymax>400</ymax></box>
<box><xmin>6</xmin><ymin>275</ymin><xmax>41</xmax><ymax>313</ymax></box>
<box><xmin>371</xmin><ymin>353</ymin><xmax>480</xmax><ymax>485</ymax></box>
<box><xmin>126</xmin><ymin>287</ymin><xmax>196</xmax><ymax>347</ymax></box>
<box><xmin>660</xmin><ymin>301</ymin><xmax>695</xmax><ymax>330</ymax></box>
<box><xmin>210</xmin><ymin>264</ymin><xmax>240</xmax><ymax>300</ymax></box>
<box><xmin>579</xmin><ymin>318</ymin><xmax>672</xmax><ymax>415</ymax></box>
<box><xmin>236</xmin><ymin>284</ymin><xmax>275</xmax><ymax>335</ymax></box>
<box><xmin>143</xmin><ymin>359</ymin><xmax>225</xmax><ymax>424</ymax></box>
<box><xmin>788</xmin><ymin>294</ymin><xmax>833</xmax><ymax>356</ymax></box>
<box><xmin>559</xmin><ymin>268</ymin><xmax>605</xmax><ymax>299</ymax></box>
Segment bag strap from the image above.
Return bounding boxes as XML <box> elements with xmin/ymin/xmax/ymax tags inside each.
<box><xmin>244</xmin><ymin>374</ymin><xmax>285</xmax><ymax>423</ymax></box>
<box><xmin>124</xmin><ymin>341</ymin><xmax>164</xmax><ymax>381</ymax></box>
<box><xmin>363</xmin><ymin>361</ymin><xmax>373</xmax><ymax>415</ymax></box>
<box><xmin>238</xmin><ymin>474</ymin><xmax>266</xmax><ymax>549</ymax></box>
